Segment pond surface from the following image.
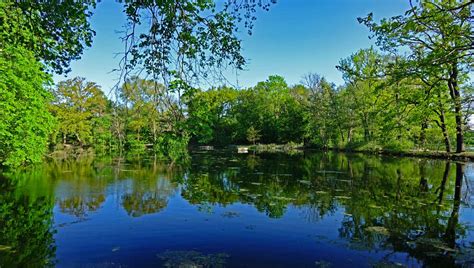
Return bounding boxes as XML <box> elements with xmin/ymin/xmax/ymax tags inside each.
<box><xmin>1</xmin><ymin>151</ymin><xmax>474</xmax><ymax>267</ymax></box>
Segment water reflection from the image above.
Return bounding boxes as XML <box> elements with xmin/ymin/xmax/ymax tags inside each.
<box><xmin>0</xmin><ymin>174</ymin><xmax>56</xmax><ymax>267</ymax></box>
<box><xmin>1</xmin><ymin>152</ymin><xmax>473</xmax><ymax>267</ymax></box>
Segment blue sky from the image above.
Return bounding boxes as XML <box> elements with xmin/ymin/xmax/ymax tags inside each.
<box><xmin>53</xmin><ymin>0</ymin><xmax>410</xmax><ymax>92</ymax></box>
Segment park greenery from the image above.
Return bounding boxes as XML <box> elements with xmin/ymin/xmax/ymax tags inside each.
<box><xmin>0</xmin><ymin>0</ymin><xmax>473</xmax><ymax>167</ymax></box>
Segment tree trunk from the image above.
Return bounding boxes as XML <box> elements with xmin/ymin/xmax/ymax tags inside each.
<box><xmin>347</xmin><ymin>127</ymin><xmax>353</xmax><ymax>143</ymax></box>
<box><xmin>340</xmin><ymin>129</ymin><xmax>345</xmax><ymax>144</ymax></box>
<box><xmin>152</xmin><ymin>120</ymin><xmax>157</xmax><ymax>143</ymax></box>
<box><xmin>420</xmin><ymin>119</ymin><xmax>427</xmax><ymax>148</ymax></box>
<box><xmin>363</xmin><ymin>116</ymin><xmax>370</xmax><ymax>142</ymax></box>
<box><xmin>435</xmin><ymin>91</ymin><xmax>451</xmax><ymax>153</ymax></box>
<box><xmin>448</xmin><ymin>64</ymin><xmax>465</xmax><ymax>153</ymax></box>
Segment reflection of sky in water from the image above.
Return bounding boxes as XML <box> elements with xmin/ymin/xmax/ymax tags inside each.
<box><xmin>54</xmin><ymin>196</ymin><xmax>407</xmax><ymax>267</ymax></box>
<box><xmin>3</xmin><ymin>152</ymin><xmax>474</xmax><ymax>267</ymax></box>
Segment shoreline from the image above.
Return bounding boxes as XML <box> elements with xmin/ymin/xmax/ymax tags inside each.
<box><xmin>236</xmin><ymin>143</ymin><xmax>474</xmax><ymax>162</ymax></box>
<box><xmin>46</xmin><ymin>144</ymin><xmax>474</xmax><ymax>163</ymax></box>
<box><xmin>321</xmin><ymin>148</ymin><xmax>474</xmax><ymax>162</ymax></box>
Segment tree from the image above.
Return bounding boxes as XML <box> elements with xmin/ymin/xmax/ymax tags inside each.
<box><xmin>185</xmin><ymin>86</ymin><xmax>238</xmax><ymax>145</ymax></box>
<box><xmin>0</xmin><ymin>1</ymin><xmax>95</xmax><ymax>166</ymax></box>
<box><xmin>247</xmin><ymin>126</ymin><xmax>261</xmax><ymax>145</ymax></box>
<box><xmin>335</xmin><ymin>48</ymin><xmax>452</xmax><ymax>152</ymax></box>
<box><xmin>119</xmin><ymin>0</ymin><xmax>275</xmax><ymax>102</ymax></box>
<box><xmin>0</xmin><ymin>1</ymin><xmax>95</xmax><ymax>74</ymax></box>
<box><xmin>302</xmin><ymin>73</ymin><xmax>341</xmax><ymax>148</ymax></box>
<box><xmin>337</xmin><ymin>48</ymin><xmax>386</xmax><ymax>144</ymax></box>
<box><xmin>0</xmin><ymin>46</ymin><xmax>55</xmax><ymax>167</ymax></box>
<box><xmin>234</xmin><ymin>75</ymin><xmax>305</xmax><ymax>144</ymax></box>
<box><xmin>50</xmin><ymin>77</ymin><xmax>108</xmax><ymax>147</ymax></box>
<box><xmin>359</xmin><ymin>0</ymin><xmax>473</xmax><ymax>152</ymax></box>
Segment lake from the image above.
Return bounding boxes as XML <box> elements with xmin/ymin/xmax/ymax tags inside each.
<box><xmin>1</xmin><ymin>151</ymin><xmax>473</xmax><ymax>267</ymax></box>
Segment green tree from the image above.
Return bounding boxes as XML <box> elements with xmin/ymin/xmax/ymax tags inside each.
<box><xmin>50</xmin><ymin>77</ymin><xmax>108</xmax><ymax>147</ymax></box>
<box><xmin>0</xmin><ymin>46</ymin><xmax>55</xmax><ymax>167</ymax></box>
<box><xmin>337</xmin><ymin>48</ymin><xmax>386</xmax><ymax>144</ymax></box>
<box><xmin>302</xmin><ymin>73</ymin><xmax>341</xmax><ymax>148</ymax></box>
<box><xmin>119</xmin><ymin>76</ymin><xmax>169</xmax><ymax>152</ymax></box>
<box><xmin>0</xmin><ymin>1</ymin><xmax>95</xmax><ymax>166</ymax></box>
<box><xmin>336</xmin><ymin>49</ymin><xmax>437</xmax><ymax>151</ymax></box>
<box><xmin>233</xmin><ymin>75</ymin><xmax>305</xmax><ymax>144</ymax></box>
<box><xmin>186</xmin><ymin>87</ymin><xmax>239</xmax><ymax>145</ymax></box>
<box><xmin>121</xmin><ymin>1</ymin><xmax>274</xmax><ymax>83</ymax></box>
<box><xmin>0</xmin><ymin>1</ymin><xmax>95</xmax><ymax>74</ymax></box>
<box><xmin>359</xmin><ymin>0</ymin><xmax>473</xmax><ymax>153</ymax></box>
<box><xmin>246</xmin><ymin>126</ymin><xmax>261</xmax><ymax>145</ymax></box>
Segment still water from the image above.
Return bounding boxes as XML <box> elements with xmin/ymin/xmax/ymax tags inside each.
<box><xmin>1</xmin><ymin>151</ymin><xmax>473</xmax><ymax>267</ymax></box>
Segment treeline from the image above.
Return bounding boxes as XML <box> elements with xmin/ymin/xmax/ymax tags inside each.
<box><xmin>0</xmin><ymin>0</ymin><xmax>472</xmax><ymax>167</ymax></box>
<box><xmin>48</xmin><ymin>60</ymin><xmax>473</xmax><ymax>157</ymax></box>
<box><xmin>48</xmin><ymin>76</ymin><xmax>189</xmax><ymax>161</ymax></box>
<box><xmin>0</xmin><ymin>0</ymin><xmax>267</xmax><ymax>167</ymax></box>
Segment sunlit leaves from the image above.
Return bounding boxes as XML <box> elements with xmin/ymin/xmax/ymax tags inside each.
<box><xmin>0</xmin><ymin>46</ymin><xmax>55</xmax><ymax>167</ymax></box>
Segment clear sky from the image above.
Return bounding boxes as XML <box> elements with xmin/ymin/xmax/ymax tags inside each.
<box><xmin>53</xmin><ymin>0</ymin><xmax>410</xmax><ymax>93</ymax></box>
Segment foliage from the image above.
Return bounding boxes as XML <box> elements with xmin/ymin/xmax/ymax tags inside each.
<box><xmin>3</xmin><ymin>0</ymin><xmax>473</xmax><ymax>166</ymax></box>
<box><xmin>121</xmin><ymin>1</ymin><xmax>275</xmax><ymax>84</ymax></box>
<box><xmin>0</xmin><ymin>1</ymin><xmax>95</xmax><ymax>74</ymax></box>
<box><xmin>0</xmin><ymin>1</ymin><xmax>95</xmax><ymax>166</ymax></box>
<box><xmin>0</xmin><ymin>46</ymin><xmax>55</xmax><ymax>167</ymax></box>
<box><xmin>50</xmin><ymin>77</ymin><xmax>109</xmax><ymax>147</ymax></box>
<box><xmin>154</xmin><ymin>133</ymin><xmax>191</xmax><ymax>163</ymax></box>
<box><xmin>358</xmin><ymin>0</ymin><xmax>473</xmax><ymax>152</ymax></box>
<box><xmin>186</xmin><ymin>75</ymin><xmax>306</xmax><ymax>146</ymax></box>
<box><xmin>246</xmin><ymin>126</ymin><xmax>261</xmax><ymax>145</ymax></box>
<box><xmin>185</xmin><ymin>86</ymin><xmax>238</xmax><ymax>145</ymax></box>
<box><xmin>0</xmin><ymin>175</ymin><xmax>56</xmax><ymax>267</ymax></box>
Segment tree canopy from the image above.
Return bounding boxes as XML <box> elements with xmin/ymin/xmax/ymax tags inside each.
<box><xmin>1</xmin><ymin>0</ymin><xmax>473</xmax><ymax>167</ymax></box>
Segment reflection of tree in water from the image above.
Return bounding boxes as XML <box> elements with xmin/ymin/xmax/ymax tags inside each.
<box><xmin>182</xmin><ymin>152</ymin><xmax>474</xmax><ymax>266</ymax></box>
<box><xmin>0</xmin><ymin>175</ymin><xmax>56</xmax><ymax>267</ymax></box>
<box><xmin>8</xmin><ymin>156</ymin><xmax>182</xmax><ymax>219</ymax></box>
<box><xmin>338</xmin><ymin>161</ymin><xmax>472</xmax><ymax>267</ymax></box>
<box><xmin>58</xmin><ymin>195</ymin><xmax>106</xmax><ymax>218</ymax></box>
<box><xmin>0</xmin><ymin>155</ymin><xmax>184</xmax><ymax>266</ymax></box>
<box><xmin>53</xmin><ymin>157</ymin><xmax>109</xmax><ymax>218</ymax></box>
<box><xmin>42</xmin><ymin>156</ymin><xmax>181</xmax><ymax>218</ymax></box>
<box><xmin>117</xmin><ymin>156</ymin><xmax>180</xmax><ymax>217</ymax></box>
<box><xmin>183</xmin><ymin>153</ymin><xmax>310</xmax><ymax>218</ymax></box>
<box><xmin>122</xmin><ymin>193</ymin><xmax>168</xmax><ymax>217</ymax></box>
<box><xmin>122</xmin><ymin>176</ymin><xmax>176</xmax><ymax>217</ymax></box>
<box><xmin>2</xmin><ymin>152</ymin><xmax>472</xmax><ymax>266</ymax></box>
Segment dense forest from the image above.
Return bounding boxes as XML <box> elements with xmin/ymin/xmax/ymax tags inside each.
<box><xmin>0</xmin><ymin>0</ymin><xmax>473</xmax><ymax>167</ymax></box>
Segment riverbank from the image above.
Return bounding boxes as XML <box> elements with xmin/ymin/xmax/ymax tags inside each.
<box><xmin>335</xmin><ymin>148</ymin><xmax>474</xmax><ymax>162</ymax></box>
<box><xmin>48</xmin><ymin>143</ymin><xmax>474</xmax><ymax>163</ymax></box>
<box><xmin>242</xmin><ymin>143</ymin><xmax>474</xmax><ymax>162</ymax></box>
